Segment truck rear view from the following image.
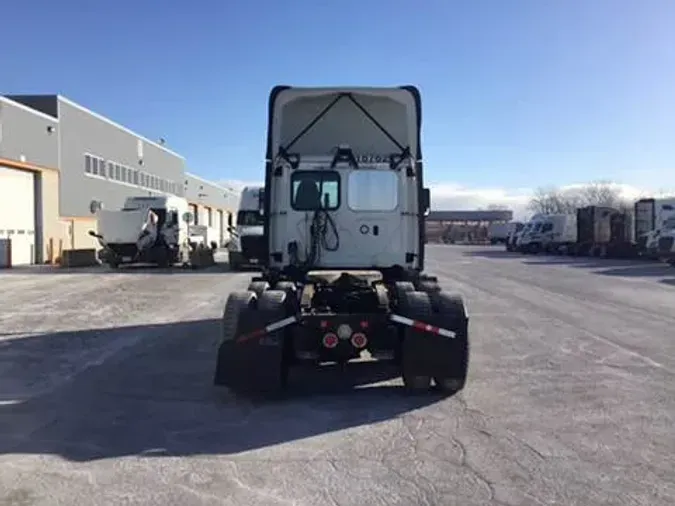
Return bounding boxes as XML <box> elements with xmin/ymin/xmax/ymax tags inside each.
<box><xmin>213</xmin><ymin>85</ymin><xmax>470</xmax><ymax>398</ymax></box>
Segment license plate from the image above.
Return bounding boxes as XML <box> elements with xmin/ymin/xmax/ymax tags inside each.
<box><xmin>250</xmin><ymin>258</ymin><xmax>258</xmax><ymax>264</ymax></box>
<box><xmin>122</xmin><ymin>256</ymin><xmax>132</xmax><ymax>262</ymax></box>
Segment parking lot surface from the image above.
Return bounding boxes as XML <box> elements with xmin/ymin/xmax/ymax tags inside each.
<box><xmin>1</xmin><ymin>247</ymin><xmax>674</xmax><ymax>506</ymax></box>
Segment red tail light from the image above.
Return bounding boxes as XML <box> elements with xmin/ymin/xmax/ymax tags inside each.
<box><xmin>322</xmin><ymin>333</ymin><xmax>339</xmax><ymax>349</ymax></box>
<box><xmin>351</xmin><ymin>332</ymin><xmax>367</xmax><ymax>349</ymax></box>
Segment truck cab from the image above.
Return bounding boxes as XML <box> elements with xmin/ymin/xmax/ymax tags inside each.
<box><xmin>227</xmin><ymin>185</ymin><xmax>265</xmax><ymax>270</ymax></box>
<box><xmin>263</xmin><ymin>87</ymin><xmax>428</xmax><ymax>275</ymax></box>
<box><xmin>90</xmin><ymin>195</ymin><xmax>190</xmax><ymax>268</ymax></box>
<box><xmin>516</xmin><ymin>214</ymin><xmax>546</xmax><ymax>253</ymax></box>
<box><xmin>635</xmin><ymin>198</ymin><xmax>675</xmax><ymax>259</ymax></box>
<box><xmin>505</xmin><ymin>221</ymin><xmax>524</xmax><ymax>251</ymax></box>
<box><xmin>537</xmin><ymin>214</ymin><xmax>577</xmax><ymax>254</ymax></box>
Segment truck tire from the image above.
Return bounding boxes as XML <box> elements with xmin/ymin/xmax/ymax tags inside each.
<box><xmin>274</xmin><ymin>281</ymin><xmax>297</xmax><ymax>293</ymax></box>
<box><xmin>220</xmin><ymin>291</ymin><xmax>257</xmax><ymax>344</ymax></box>
<box><xmin>393</xmin><ymin>281</ymin><xmax>415</xmax><ymax>307</ymax></box>
<box><xmin>214</xmin><ymin>291</ymin><xmax>258</xmax><ymax>387</ymax></box>
<box><xmin>274</xmin><ymin>282</ymin><xmax>299</xmax><ymax>310</ymax></box>
<box><xmin>247</xmin><ymin>281</ymin><xmax>270</xmax><ymax>297</ymax></box>
<box><xmin>253</xmin><ymin>290</ymin><xmax>290</xmax><ymax>394</ymax></box>
<box><xmin>398</xmin><ymin>290</ymin><xmax>434</xmax><ymax>392</ymax></box>
<box><xmin>156</xmin><ymin>247</ymin><xmax>171</xmax><ymax>268</ymax></box>
<box><xmin>257</xmin><ymin>289</ymin><xmax>286</xmax><ymax>312</ymax></box>
<box><xmin>416</xmin><ymin>279</ymin><xmax>440</xmax><ymax>293</ymax></box>
<box><xmin>429</xmin><ymin>292</ymin><xmax>469</xmax><ymax>395</ymax></box>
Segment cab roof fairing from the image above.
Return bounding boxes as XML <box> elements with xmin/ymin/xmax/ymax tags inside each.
<box><xmin>264</xmin><ymin>86</ymin><xmax>423</xmax><ymax>164</ymax></box>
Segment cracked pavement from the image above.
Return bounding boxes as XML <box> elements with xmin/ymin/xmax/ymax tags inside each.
<box><xmin>1</xmin><ymin>246</ymin><xmax>674</xmax><ymax>505</ymax></box>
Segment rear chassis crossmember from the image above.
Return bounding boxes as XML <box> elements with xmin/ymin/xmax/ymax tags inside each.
<box><xmin>235</xmin><ymin>312</ymin><xmax>456</xmax><ymax>344</ymax></box>
<box><xmin>214</xmin><ymin>301</ymin><xmax>466</xmax><ymax>395</ymax></box>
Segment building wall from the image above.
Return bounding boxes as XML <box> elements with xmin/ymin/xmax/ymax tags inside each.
<box><xmin>56</xmin><ymin>97</ymin><xmax>185</xmax><ymax>219</ymax></box>
<box><xmin>0</xmin><ymin>97</ymin><xmax>59</xmax><ymax>169</ymax></box>
<box><xmin>184</xmin><ymin>172</ymin><xmax>239</xmax><ymax>245</ymax></box>
<box><xmin>3</xmin><ymin>93</ymin><xmax>243</xmax><ymax>258</ymax></box>
<box><xmin>0</xmin><ymin>98</ymin><xmax>70</xmax><ymax>263</ymax></box>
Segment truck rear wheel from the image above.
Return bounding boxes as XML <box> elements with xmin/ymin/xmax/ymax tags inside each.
<box><xmin>398</xmin><ymin>290</ymin><xmax>434</xmax><ymax>392</ymax></box>
<box><xmin>429</xmin><ymin>292</ymin><xmax>469</xmax><ymax>395</ymax></box>
<box><xmin>215</xmin><ymin>289</ymin><xmax>290</xmax><ymax>397</ymax></box>
<box><xmin>214</xmin><ymin>291</ymin><xmax>258</xmax><ymax>386</ymax></box>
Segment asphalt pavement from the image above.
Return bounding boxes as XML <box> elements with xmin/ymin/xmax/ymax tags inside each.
<box><xmin>1</xmin><ymin>246</ymin><xmax>674</xmax><ymax>506</ymax></box>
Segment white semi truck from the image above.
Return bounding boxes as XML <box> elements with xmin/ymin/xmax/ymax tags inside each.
<box><xmin>227</xmin><ymin>185</ymin><xmax>265</xmax><ymax>270</ymax></box>
<box><xmin>89</xmin><ymin>195</ymin><xmax>192</xmax><ymax>268</ymax></box>
<box><xmin>214</xmin><ymin>85</ymin><xmax>469</xmax><ymax>397</ymax></box>
<box><xmin>635</xmin><ymin>198</ymin><xmax>675</xmax><ymax>259</ymax></box>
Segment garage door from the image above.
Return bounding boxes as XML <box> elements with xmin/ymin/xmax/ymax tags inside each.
<box><xmin>0</xmin><ymin>165</ymin><xmax>36</xmax><ymax>266</ymax></box>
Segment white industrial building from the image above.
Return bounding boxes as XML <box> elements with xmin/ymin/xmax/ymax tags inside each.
<box><xmin>0</xmin><ymin>94</ymin><xmax>239</xmax><ymax>267</ymax></box>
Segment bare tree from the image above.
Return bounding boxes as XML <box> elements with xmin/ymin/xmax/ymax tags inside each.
<box><xmin>528</xmin><ymin>186</ymin><xmax>581</xmax><ymax>214</ymax></box>
<box><xmin>528</xmin><ymin>180</ymin><xmax>629</xmax><ymax>215</ymax></box>
<box><xmin>578</xmin><ymin>180</ymin><xmax>622</xmax><ymax>208</ymax></box>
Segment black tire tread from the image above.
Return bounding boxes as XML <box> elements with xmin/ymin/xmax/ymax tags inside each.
<box><xmin>431</xmin><ymin>292</ymin><xmax>469</xmax><ymax>394</ymax></box>
<box><xmin>247</xmin><ymin>281</ymin><xmax>270</xmax><ymax>297</ymax></box>
<box><xmin>257</xmin><ymin>290</ymin><xmax>287</xmax><ymax>314</ymax></box>
<box><xmin>398</xmin><ymin>290</ymin><xmax>434</xmax><ymax>391</ymax></box>
<box><xmin>221</xmin><ymin>291</ymin><xmax>257</xmax><ymax>343</ymax></box>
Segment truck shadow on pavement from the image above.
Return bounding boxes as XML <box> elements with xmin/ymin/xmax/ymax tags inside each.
<box><xmin>461</xmin><ymin>249</ymin><xmax>519</xmax><ymax>260</ymax></box>
<box><xmin>0</xmin><ymin>319</ymin><xmax>446</xmax><ymax>462</ymax></box>
<box><xmin>521</xmin><ymin>257</ymin><xmax>674</xmax><ymax>278</ymax></box>
<box><xmin>1</xmin><ymin>263</ymin><xmax>234</xmax><ymax>276</ymax></box>
<box><xmin>462</xmin><ymin>249</ymin><xmax>675</xmax><ymax>279</ymax></box>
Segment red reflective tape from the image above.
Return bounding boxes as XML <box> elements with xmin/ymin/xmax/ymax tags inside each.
<box><xmin>412</xmin><ymin>321</ymin><xmax>440</xmax><ymax>334</ymax></box>
<box><xmin>236</xmin><ymin>327</ymin><xmax>266</xmax><ymax>343</ymax></box>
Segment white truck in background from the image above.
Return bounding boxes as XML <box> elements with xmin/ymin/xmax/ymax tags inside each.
<box><xmin>634</xmin><ymin>198</ymin><xmax>675</xmax><ymax>259</ymax></box>
<box><xmin>227</xmin><ymin>185</ymin><xmax>265</xmax><ymax>270</ymax></box>
<box><xmin>505</xmin><ymin>221</ymin><xmax>524</xmax><ymax>251</ymax></box>
<box><xmin>89</xmin><ymin>195</ymin><xmax>192</xmax><ymax>268</ymax></box>
<box><xmin>487</xmin><ymin>222</ymin><xmax>510</xmax><ymax>244</ymax></box>
<box><xmin>515</xmin><ymin>214</ymin><xmax>546</xmax><ymax>252</ymax></box>
<box><xmin>536</xmin><ymin>213</ymin><xmax>577</xmax><ymax>254</ymax></box>
<box><xmin>656</xmin><ymin>216</ymin><xmax>675</xmax><ymax>265</ymax></box>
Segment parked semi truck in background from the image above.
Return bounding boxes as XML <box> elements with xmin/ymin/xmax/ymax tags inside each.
<box><xmin>227</xmin><ymin>185</ymin><xmax>265</xmax><ymax>270</ymax></box>
<box><xmin>634</xmin><ymin>198</ymin><xmax>675</xmax><ymax>259</ymax></box>
<box><xmin>487</xmin><ymin>222</ymin><xmax>509</xmax><ymax>244</ymax></box>
<box><xmin>505</xmin><ymin>222</ymin><xmax>524</xmax><ymax>251</ymax></box>
<box><xmin>505</xmin><ymin>196</ymin><xmax>675</xmax><ymax>264</ymax></box>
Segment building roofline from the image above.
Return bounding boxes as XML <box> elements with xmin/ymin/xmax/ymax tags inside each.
<box><xmin>56</xmin><ymin>95</ymin><xmax>185</xmax><ymax>160</ymax></box>
<box><xmin>0</xmin><ymin>96</ymin><xmax>60</xmax><ymax>123</ymax></box>
<box><xmin>185</xmin><ymin>171</ymin><xmax>239</xmax><ymax>195</ymax></box>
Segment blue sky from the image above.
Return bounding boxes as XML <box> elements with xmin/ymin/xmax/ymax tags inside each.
<box><xmin>3</xmin><ymin>0</ymin><xmax>674</xmax><ymax>211</ymax></box>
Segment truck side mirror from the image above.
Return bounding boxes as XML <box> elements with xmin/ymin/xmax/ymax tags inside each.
<box><xmin>421</xmin><ymin>188</ymin><xmax>431</xmax><ymax>216</ymax></box>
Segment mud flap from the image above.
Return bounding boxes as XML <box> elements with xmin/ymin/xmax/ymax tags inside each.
<box><xmin>401</xmin><ymin>315</ymin><xmax>466</xmax><ymax>380</ymax></box>
<box><xmin>399</xmin><ymin>290</ymin><xmax>469</xmax><ymax>386</ymax></box>
<box><xmin>215</xmin><ymin>306</ymin><xmax>287</xmax><ymax>395</ymax></box>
